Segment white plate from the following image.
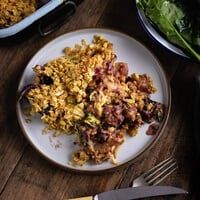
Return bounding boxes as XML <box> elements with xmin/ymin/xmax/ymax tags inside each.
<box><xmin>16</xmin><ymin>28</ymin><xmax>171</xmax><ymax>173</ymax></box>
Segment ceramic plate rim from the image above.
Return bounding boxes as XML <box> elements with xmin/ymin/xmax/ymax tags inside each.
<box><xmin>16</xmin><ymin>28</ymin><xmax>171</xmax><ymax>174</ymax></box>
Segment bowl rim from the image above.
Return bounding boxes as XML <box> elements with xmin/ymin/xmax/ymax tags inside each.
<box><xmin>16</xmin><ymin>27</ymin><xmax>171</xmax><ymax>174</ymax></box>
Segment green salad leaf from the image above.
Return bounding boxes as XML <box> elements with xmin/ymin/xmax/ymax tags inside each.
<box><xmin>84</xmin><ymin>113</ymin><xmax>100</xmax><ymax>127</ymax></box>
<box><xmin>137</xmin><ymin>0</ymin><xmax>200</xmax><ymax>61</ymax></box>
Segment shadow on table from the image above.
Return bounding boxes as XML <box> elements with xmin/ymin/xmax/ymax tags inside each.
<box><xmin>0</xmin><ymin>23</ymin><xmax>38</xmax><ymax>46</ymax></box>
<box><xmin>171</xmin><ymin>69</ymin><xmax>200</xmax><ymax>200</ymax></box>
<box><xmin>191</xmin><ymin>74</ymin><xmax>200</xmax><ymax>200</ymax></box>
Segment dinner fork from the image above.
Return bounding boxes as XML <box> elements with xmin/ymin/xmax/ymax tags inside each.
<box><xmin>132</xmin><ymin>157</ymin><xmax>177</xmax><ymax>187</ymax></box>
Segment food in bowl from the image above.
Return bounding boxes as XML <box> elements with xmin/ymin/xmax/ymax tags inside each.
<box><xmin>137</xmin><ymin>0</ymin><xmax>200</xmax><ymax>61</ymax></box>
<box><xmin>21</xmin><ymin>35</ymin><xmax>165</xmax><ymax>165</ymax></box>
<box><xmin>0</xmin><ymin>0</ymin><xmax>38</xmax><ymax>28</ymax></box>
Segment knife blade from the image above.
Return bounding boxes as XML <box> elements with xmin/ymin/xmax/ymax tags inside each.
<box><xmin>69</xmin><ymin>186</ymin><xmax>188</xmax><ymax>200</ymax></box>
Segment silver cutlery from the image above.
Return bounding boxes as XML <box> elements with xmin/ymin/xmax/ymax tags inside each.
<box><xmin>69</xmin><ymin>186</ymin><xmax>187</xmax><ymax>200</ymax></box>
<box><xmin>132</xmin><ymin>157</ymin><xmax>177</xmax><ymax>187</ymax></box>
<box><xmin>69</xmin><ymin>157</ymin><xmax>183</xmax><ymax>200</ymax></box>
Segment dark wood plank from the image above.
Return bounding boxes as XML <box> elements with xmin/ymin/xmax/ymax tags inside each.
<box><xmin>0</xmin><ymin>146</ymin><xmax>127</xmax><ymax>200</ymax></box>
<box><xmin>0</xmin><ymin>45</ymin><xmax>34</xmax><ymax>193</ymax></box>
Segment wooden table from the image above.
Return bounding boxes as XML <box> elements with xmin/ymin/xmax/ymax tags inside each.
<box><xmin>0</xmin><ymin>0</ymin><xmax>199</xmax><ymax>199</ymax></box>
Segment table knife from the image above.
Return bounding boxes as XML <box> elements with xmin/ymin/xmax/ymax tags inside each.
<box><xmin>69</xmin><ymin>186</ymin><xmax>188</xmax><ymax>200</ymax></box>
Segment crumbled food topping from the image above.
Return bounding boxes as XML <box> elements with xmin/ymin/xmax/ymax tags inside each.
<box><xmin>0</xmin><ymin>0</ymin><xmax>37</xmax><ymax>28</ymax></box>
<box><xmin>23</xmin><ymin>35</ymin><xmax>165</xmax><ymax>165</ymax></box>
<box><xmin>146</xmin><ymin>123</ymin><xmax>159</xmax><ymax>135</ymax></box>
<box><xmin>72</xmin><ymin>150</ymin><xmax>89</xmax><ymax>166</ymax></box>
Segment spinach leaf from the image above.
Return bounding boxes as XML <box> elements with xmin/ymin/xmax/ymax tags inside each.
<box><xmin>137</xmin><ymin>0</ymin><xmax>200</xmax><ymax>61</ymax></box>
<box><xmin>193</xmin><ymin>17</ymin><xmax>200</xmax><ymax>48</ymax></box>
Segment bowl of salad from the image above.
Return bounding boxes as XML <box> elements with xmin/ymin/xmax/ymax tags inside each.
<box><xmin>136</xmin><ymin>0</ymin><xmax>200</xmax><ymax>62</ymax></box>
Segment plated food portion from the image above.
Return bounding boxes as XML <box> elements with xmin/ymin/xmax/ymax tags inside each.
<box><xmin>16</xmin><ymin>28</ymin><xmax>170</xmax><ymax>172</ymax></box>
<box><xmin>136</xmin><ymin>0</ymin><xmax>200</xmax><ymax>61</ymax></box>
<box><xmin>20</xmin><ymin>35</ymin><xmax>165</xmax><ymax>166</ymax></box>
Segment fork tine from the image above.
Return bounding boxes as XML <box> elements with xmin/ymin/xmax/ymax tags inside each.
<box><xmin>152</xmin><ymin>166</ymin><xmax>178</xmax><ymax>186</ymax></box>
<box><xmin>142</xmin><ymin>157</ymin><xmax>173</xmax><ymax>177</ymax></box>
<box><xmin>147</xmin><ymin>161</ymin><xmax>177</xmax><ymax>185</ymax></box>
<box><xmin>144</xmin><ymin>158</ymin><xmax>176</xmax><ymax>180</ymax></box>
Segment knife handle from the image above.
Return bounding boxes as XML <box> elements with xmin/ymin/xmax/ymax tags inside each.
<box><xmin>68</xmin><ymin>196</ymin><xmax>93</xmax><ymax>200</ymax></box>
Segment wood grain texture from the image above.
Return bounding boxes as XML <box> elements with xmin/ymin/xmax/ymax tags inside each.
<box><xmin>0</xmin><ymin>146</ymin><xmax>127</xmax><ymax>200</ymax></box>
<box><xmin>0</xmin><ymin>0</ymin><xmax>199</xmax><ymax>199</ymax></box>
